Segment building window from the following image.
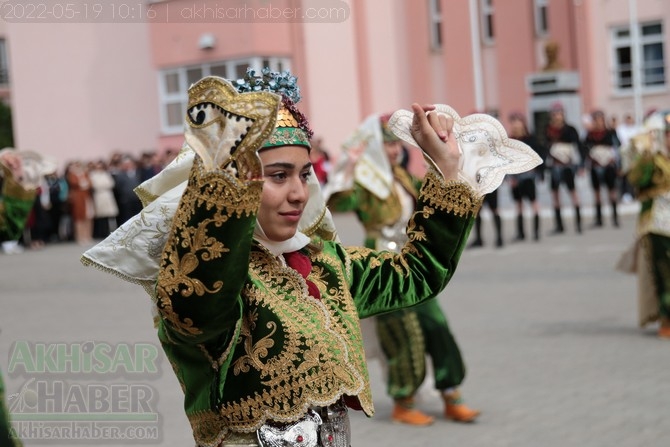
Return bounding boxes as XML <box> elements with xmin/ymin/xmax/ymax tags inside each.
<box><xmin>612</xmin><ymin>21</ymin><xmax>665</xmax><ymax>91</ymax></box>
<box><xmin>0</xmin><ymin>39</ymin><xmax>8</xmax><ymax>85</ymax></box>
<box><xmin>428</xmin><ymin>0</ymin><xmax>442</xmax><ymax>50</ymax></box>
<box><xmin>480</xmin><ymin>0</ymin><xmax>494</xmax><ymax>43</ymax></box>
<box><xmin>534</xmin><ymin>0</ymin><xmax>548</xmax><ymax>37</ymax></box>
<box><xmin>158</xmin><ymin>56</ymin><xmax>291</xmax><ymax>134</ymax></box>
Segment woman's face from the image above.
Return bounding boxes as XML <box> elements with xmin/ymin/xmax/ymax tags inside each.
<box><xmin>509</xmin><ymin>118</ymin><xmax>526</xmax><ymax>137</ymax></box>
<box><xmin>258</xmin><ymin>145</ymin><xmax>312</xmax><ymax>242</ymax></box>
<box><xmin>384</xmin><ymin>141</ymin><xmax>403</xmax><ymax>165</ymax></box>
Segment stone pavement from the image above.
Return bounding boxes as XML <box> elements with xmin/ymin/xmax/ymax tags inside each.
<box><xmin>1</xmin><ymin>209</ymin><xmax>669</xmax><ymax>447</ymax></box>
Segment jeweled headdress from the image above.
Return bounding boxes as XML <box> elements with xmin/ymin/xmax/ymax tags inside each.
<box><xmin>234</xmin><ymin>68</ymin><xmax>313</xmax><ymax>150</ymax></box>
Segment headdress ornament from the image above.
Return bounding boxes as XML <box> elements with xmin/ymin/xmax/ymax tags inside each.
<box><xmin>235</xmin><ymin>68</ymin><xmax>313</xmax><ymax>150</ymax></box>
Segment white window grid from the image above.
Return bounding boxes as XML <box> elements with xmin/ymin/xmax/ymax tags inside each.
<box><xmin>611</xmin><ymin>21</ymin><xmax>665</xmax><ymax>94</ymax></box>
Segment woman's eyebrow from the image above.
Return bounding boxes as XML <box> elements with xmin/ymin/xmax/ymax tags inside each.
<box><xmin>263</xmin><ymin>162</ymin><xmax>313</xmax><ymax>170</ymax></box>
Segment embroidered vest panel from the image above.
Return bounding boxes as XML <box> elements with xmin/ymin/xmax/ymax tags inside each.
<box><xmin>217</xmin><ymin>247</ymin><xmax>373</xmax><ymax>432</ymax></box>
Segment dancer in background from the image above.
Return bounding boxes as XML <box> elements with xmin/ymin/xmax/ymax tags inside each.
<box><xmin>619</xmin><ymin>110</ymin><xmax>670</xmax><ymax>339</ymax></box>
<box><xmin>544</xmin><ymin>103</ymin><xmax>585</xmax><ymax>235</ymax></box>
<box><xmin>583</xmin><ymin>110</ymin><xmax>620</xmax><ymax>228</ymax></box>
<box><xmin>327</xmin><ymin>114</ymin><xmax>480</xmax><ymax>426</ymax></box>
<box><xmin>507</xmin><ymin>112</ymin><xmax>546</xmax><ymax>242</ymax></box>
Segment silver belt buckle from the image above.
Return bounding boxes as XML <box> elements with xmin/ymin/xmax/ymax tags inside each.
<box><xmin>318</xmin><ymin>402</ymin><xmax>351</xmax><ymax>447</ymax></box>
<box><xmin>257</xmin><ymin>409</ymin><xmax>322</xmax><ymax>447</ymax></box>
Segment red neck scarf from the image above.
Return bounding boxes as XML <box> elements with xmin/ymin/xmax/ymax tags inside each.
<box><xmin>283</xmin><ymin>251</ymin><xmax>321</xmax><ymax>300</ymax></box>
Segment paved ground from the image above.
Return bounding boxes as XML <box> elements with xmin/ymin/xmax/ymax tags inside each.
<box><xmin>1</xmin><ymin>198</ymin><xmax>669</xmax><ymax>446</ymax></box>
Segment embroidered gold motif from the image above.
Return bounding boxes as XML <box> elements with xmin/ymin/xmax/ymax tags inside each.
<box><xmin>212</xmin><ymin>247</ymin><xmax>372</xmax><ymax>433</ymax></box>
<box><xmin>157</xmin><ymin>159</ymin><xmax>262</xmax><ymax>337</ymax></box>
<box><xmin>421</xmin><ymin>169</ymin><xmax>483</xmax><ymax>217</ymax></box>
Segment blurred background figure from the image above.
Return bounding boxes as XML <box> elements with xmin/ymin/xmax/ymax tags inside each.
<box><xmin>583</xmin><ymin>110</ymin><xmax>621</xmax><ymax>228</ymax></box>
<box><xmin>468</xmin><ymin>191</ymin><xmax>504</xmax><ymax>248</ymax></box>
<box><xmin>65</xmin><ymin>160</ymin><xmax>94</xmax><ymax>245</ymax></box>
<box><xmin>138</xmin><ymin>151</ymin><xmax>161</xmax><ymax>182</ymax></box>
<box><xmin>0</xmin><ymin>148</ymin><xmax>37</xmax><ymax>255</ymax></box>
<box><xmin>618</xmin><ymin>110</ymin><xmax>670</xmax><ymax>339</ymax></box>
<box><xmin>309</xmin><ymin>136</ymin><xmax>331</xmax><ymax>185</ymax></box>
<box><xmin>89</xmin><ymin>160</ymin><xmax>119</xmax><ymax>239</ymax></box>
<box><xmin>616</xmin><ymin>114</ymin><xmax>640</xmax><ymax>203</ymax></box>
<box><xmin>507</xmin><ymin>112</ymin><xmax>546</xmax><ymax>242</ymax></box>
<box><xmin>544</xmin><ymin>102</ymin><xmax>585</xmax><ymax>235</ymax></box>
<box><xmin>112</xmin><ymin>155</ymin><xmax>142</xmax><ymax>226</ymax></box>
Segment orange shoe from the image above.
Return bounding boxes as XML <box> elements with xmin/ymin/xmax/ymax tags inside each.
<box><xmin>658</xmin><ymin>326</ymin><xmax>670</xmax><ymax>339</ymax></box>
<box><xmin>392</xmin><ymin>399</ymin><xmax>435</xmax><ymax>426</ymax></box>
<box><xmin>443</xmin><ymin>390</ymin><xmax>480</xmax><ymax>423</ymax></box>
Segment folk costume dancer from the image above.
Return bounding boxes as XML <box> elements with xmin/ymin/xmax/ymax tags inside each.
<box><xmin>544</xmin><ymin>103</ymin><xmax>586</xmax><ymax>234</ymax></box>
<box><xmin>583</xmin><ymin>110</ymin><xmax>621</xmax><ymax>228</ymax></box>
<box><xmin>0</xmin><ymin>149</ymin><xmax>39</xmax><ymax>254</ymax></box>
<box><xmin>326</xmin><ymin>114</ymin><xmax>480</xmax><ymax>426</ymax></box>
<box><xmin>618</xmin><ymin>110</ymin><xmax>670</xmax><ymax>339</ymax></box>
<box><xmin>82</xmin><ymin>70</ymin><xmax>482</xmax><ymax>446</ymax></box>
<box><xmin>507</xmin><ymin>112</ymin><xmax>546</xmax><ymax>241</ymax></box>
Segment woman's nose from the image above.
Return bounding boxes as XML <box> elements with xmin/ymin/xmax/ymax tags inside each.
<box><xmin>288</xmin><ymin>178</ymin><xmax>308</xmax><ymax>202</ymax></box>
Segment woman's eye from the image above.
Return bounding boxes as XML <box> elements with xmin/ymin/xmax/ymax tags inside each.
<box><xmin>269</xmin><ymin>172</ymin><xmax>287</xmax><ymax>181</ymax></box>
<box><xmin>301</xmin><ymin>171</ymin><xmax>312</xmax><ymax>181</ymax></box>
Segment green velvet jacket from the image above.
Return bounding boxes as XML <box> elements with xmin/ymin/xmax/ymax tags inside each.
<box><xmin>0</xmin><ymin>165</ymin><xmax>36</xmax><ymax>243</ymax></box>
<box><xmin>155</xmin><ymin>158</ymin><xmax>481</xmax><ymax>446</ymax></box>
<box><xmin>627</xmin><ymin>153</ymin><xmax>670</xmax><ymax>236</ymax></box>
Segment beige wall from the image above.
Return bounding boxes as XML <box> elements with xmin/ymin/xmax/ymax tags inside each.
<box><xmin>6</xmin><ymin>22</ymin><xmax>159</xmax><ymax>166</ymax></box>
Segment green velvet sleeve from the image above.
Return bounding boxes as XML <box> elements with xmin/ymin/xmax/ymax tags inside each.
<box><xmin>155</xmin><ymin>158</ymin><xmax>262</xmax><ymax>347</ymax></box>
<box><xmin>327</xmin><ymin>185</ymin><xmax>363</xmax><ymax>213</ymax></box>
<box><xmin>341</xmin><ymin>170</ymin><xmax>481</xmax><ymax>319</ymax></box>
<box><xmin>0</xmin><ymin>165</ymin><xmax>36</xmax><ymax>243</ymax></box>
<box><xmin>627</xmin><ymin>153</ymin><xmax>655</xmax><ymax>189</ymax></box>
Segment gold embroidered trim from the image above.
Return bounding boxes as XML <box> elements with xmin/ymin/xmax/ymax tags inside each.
<box><xmin>210</xmin><ymin>247</ymin><xmax>371</xmax><ymax>433</ymax></box>
<box><xmin>197</xmin><ymin>318</ymin><xmax>243</xmax><ymax>371</ymax></box>
<box><xmin>421</xmin><ymin>169</ymin><xmax>483</xmax><ymax>217</ymax></box>
<box><xmin>134</xmin><ymin>185</ymin><xmax>158</xmax><ymax>208</ymax></box>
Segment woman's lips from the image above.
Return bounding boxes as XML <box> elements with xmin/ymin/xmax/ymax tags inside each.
<box><xmin>280</xmin><ymin>210</ymin><xmax>302</xmax><ymax>222</ymax></box>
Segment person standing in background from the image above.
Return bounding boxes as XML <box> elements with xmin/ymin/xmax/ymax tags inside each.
<box><xmin>66</xmin><ymin>160</ymin><xmax>94</xmax><ymax>245</ymax></box>
<box><xmin>112</xmin><ymin>155</ymin><xmax>142</xmax><ymax>226</ymax></box>
<box><xmin>544</xmin><ymin>102</ymin><xmax>585</xmax><ymax>235</ymax></box>
<box><xmin>583</xmin><ymin>110</ymin><xmax>621</xmax><ymax>228</ymax></box>
<box><xmin>89</xmin><ymin>160</ymin><xmax>119</xmax><ymax>239</ymax></box>
<box><xmin>507</xmin><ymin>112</ymin><xmax>546</xmax><ymax>241</ymax></box>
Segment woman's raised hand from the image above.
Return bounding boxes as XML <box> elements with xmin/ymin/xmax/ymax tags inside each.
<box><xmin>409</xmin><ymin>103</ymin><xmax>461</xmax><ymax>181</ymax></box>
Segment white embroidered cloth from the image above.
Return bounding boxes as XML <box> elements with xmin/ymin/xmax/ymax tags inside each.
<box><xmin>388</xmin><ymin>105</ymin><xmax>543</xmax><ymax>194</ymax></box>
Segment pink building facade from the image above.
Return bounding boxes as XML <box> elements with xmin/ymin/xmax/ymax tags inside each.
<box><xmin>1</xmin><ymin>0</ymin><xmax>668</xmax><ymax>166</ymax></box>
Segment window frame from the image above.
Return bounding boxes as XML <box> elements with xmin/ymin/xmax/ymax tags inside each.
<box><xmin>0</xmin><ymin>39</ymin><xmax>9</xmax><ymax>85</ymax></box>
<box><xmin>428</xmin><ymin>0</ymin><xmax>442</xmax><ymax>51</ymax></box>
<box><xmin>534</xmin><ymin>0</ymin><xmax>548</xmax><ymax>37</ymax></box>
<box><xmin>611</xmin><ymin>21</ymin><xmax>666</xmax><ymax>95</ymax></box>
<box><xmin>480</xmin><ymin>0</ymin><xmax>494</xmax><ymax>45</ymax></box>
